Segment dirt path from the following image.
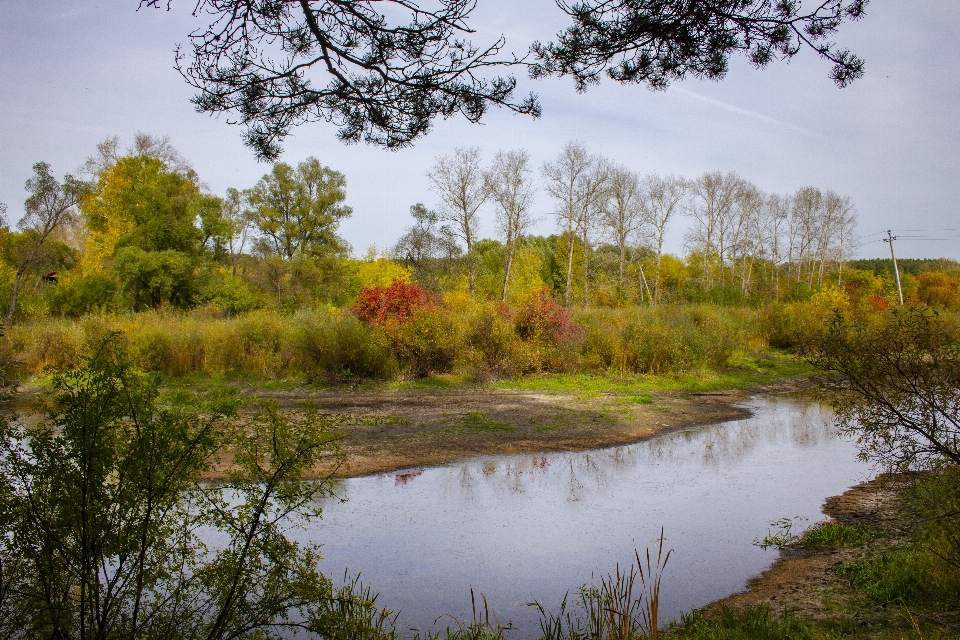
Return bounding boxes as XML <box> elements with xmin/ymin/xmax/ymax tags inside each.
<box><xmin>247</xmin><ymin>386</ymin><xmax>760</xmax><ymax>477</ymax></box>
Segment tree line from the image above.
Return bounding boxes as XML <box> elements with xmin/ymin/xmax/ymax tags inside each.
<box><xmin>397</xmin><ymin>142</ymin><xmax>859</xmax><ymax>307</ymax></box>
<box><xmin>0</xmin><ymin>135</ymin><xmax>861</xmax><ymax>321</ymax></box>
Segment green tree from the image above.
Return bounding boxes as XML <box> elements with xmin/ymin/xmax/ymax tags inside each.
<box><xmin>247</xmin><ymin>158</ymin><xmax>351</xmax><ymax>261</ymax></box>
<box><xmin>804</xmin><ymin>307</ymin><xmax>960</xmax><ymax>470</ymax></box>
<box><xmin>5</xmin><ymin>162</ymin><xmax>81</xmax><ymax>324</ymax></box>
<box><xmin>81</xmin><ymin>155</ymin><xmax>204</xmax><ymax>310</ymax></box>
<box><xmin>0</xmin><ymin>338</ymin><xmax>393</xmax><ymax>638</ymax></box>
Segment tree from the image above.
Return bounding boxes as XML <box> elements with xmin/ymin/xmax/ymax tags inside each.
<box><xmin>426</xmin><ymin>148</ymin><xmax>487</xmax><ymax>297</ymax></box>
<box><xmin>393</xmin><ymin>203</ymin><xmax>463</xmax><ymax>291</ymax></box>
<box><xmin>804</xmin><ymin>307</ymin><xmax>960</xmax><ymax>471</ymax></box>
<box><xmin>247</xmin><ymin>157</ymin><xmax>351</xmax><ymax>261</ymax></box>
<box><xmin>153</xmin><ymin>0</ymin><xmax>539</xmax><ymax>160</ymax></box>
<box><xmin>80</xmin><ymin>132</ymin><xmax>193</xmax><ymax>179</ymax></box>
<box><xmin>6</xmin><ymin>163</ymin><xmax>81</xmax><ymax>325</ymax></box>
<box><xmin>601</xmin><ymin>164</ymin><xmax>644</xmax><ymax>305</ymax></box>
<box><xmin>641</xmin><ymin>173</ymin><xmax>686</xmax><ymax>303</ymax></box>
<box><xmin>221</xmin><ymin>187</ymin><xmax>257</xmax><ymax>277</ymax></box>
<box><xmin>686</xmin><ymin>171</ymin><xmax>741</xmax><ymax>289</ymax></box>
<box><xmin>531</xmin><ymin>0</ymin><xmax>867</xmax><ymax>91</ymax></box>
<box><xmin>485</xmin><ymin>150</ymin><xmax>537</xmax><ymax>301</ymax></box>
<box><xmin>542</xmin><ymin>142</ymin><xmax>594</xmax><ymax>307</ymax></box>
<box><xmin>147</xmin><ymin>2</ymin><xmax>864</xmax><ymax>158</ymax></box>
<box><xmin>0</xmin><ymin>338</ymin><xmax>393</xmax><ymax>639</ymax></box>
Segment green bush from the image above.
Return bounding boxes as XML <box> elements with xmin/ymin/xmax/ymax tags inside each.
<box><xmin>388</xmin><ymin>308</ymin><xmax>459</xmax><ymax>378</ymax></box>
<box><xmin>294</xmin><ymin>311</ymin><xmax>398</xmax><ymax>380</ymax></box>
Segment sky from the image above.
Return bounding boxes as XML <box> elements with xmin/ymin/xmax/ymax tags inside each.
<box><xmin>2</xmin><ymin>1</ymin><xmax>959</xmax><ymax>260</ymax></box>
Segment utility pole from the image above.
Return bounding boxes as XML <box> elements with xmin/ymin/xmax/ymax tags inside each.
<box><xmin>884</xmin><ymin>230</ymin><xmax>904</xmax><ymax>305</ymax></box>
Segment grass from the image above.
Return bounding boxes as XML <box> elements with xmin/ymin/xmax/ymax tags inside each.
<box><xmin>800</xmin><ymin>521</ymin><xmax>878</xmax><ymax>548</ymax></box>
<box><xmin>453</xmin><ymin>412</ymin><xmax>515</xmax><ymax>433</ymax></box>
<box><xmin>494</xmin><ymin>350</ymin><xmax>813</xmax><ymax>394</ymax></box>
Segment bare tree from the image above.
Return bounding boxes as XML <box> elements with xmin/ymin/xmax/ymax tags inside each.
<box><xmin>7</xmin><ymin>163</ymin><xmax>81</xmax><ymax>325</ymax></box>
<box><xmin>828</xmin><ymin>192</ymin><xmax>858</xmax><ymax>286</ymax></box>
<box><xmin>576</xmin><ymin>158</ymin><xmax>611</xmax><ymax>308</ymax></box>
<box><xmin>542</xmin><ymin>142</ymin><xmax>593</xmax><ymax>306</ymax></box>
<box><xmin>601</xmin><ymin>165</ymin><xmax>643</xmax><ymax>304</ymax></box>
<box><xmin>789</xmin><ymin>187</ymin><xmax>823</xmax><ymax>288</ymax></box>
<box><xmin>686</xmin><ymin>172</ymin><xmax>740</xmax><ymax>288</ymax></box>
<box><xmin>80</xmin><ymin>132</ymin><xmax>193</xmax><ymax>178</ymax></box>
<box><xmin>641</xmin><ymin>173</ymin><xmax>687</xmax><ymax>303</ymax></box>
<box><xmin>427</xmin><ymin>148</ymin><xmax>487</xmax><ymax>297</ymax></box>
<box><xmin>729</xmin><ymin>181</ymin><xmax>764</xmax><ymax>295</ymax></box>
<box><xmin>485</xmin><ymin>150</ymin><xmax>537</xmax><ymax>301</ymax></box>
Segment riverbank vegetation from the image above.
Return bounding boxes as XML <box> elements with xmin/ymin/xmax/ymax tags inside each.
<box><xmin>3</xmin><ymin>136</ymin><xmax>959</xmax><ymax>392</ymax></box>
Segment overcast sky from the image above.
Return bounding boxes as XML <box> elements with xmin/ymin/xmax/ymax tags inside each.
<box><xmin>2</xmin><ymin>1</ymin><xmax>959</xmax><ymax>260</ymax></box>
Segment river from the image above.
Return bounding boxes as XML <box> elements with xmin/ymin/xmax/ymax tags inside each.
<box><xmin>303</xmin><ymin>394</ymin><xmax>872</xmax><ymax>636</ymax></box>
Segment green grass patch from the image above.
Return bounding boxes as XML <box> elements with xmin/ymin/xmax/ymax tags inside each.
<box><xmin>800</xmin><ymin>521</ymin><xmax>877</xmax><ymax>548</ymax></box>
<box><xmin>385</xmin><ymin>374</ymin><xmax>471</xmax><ymax>390</ymax></box>
<box><xmin>664</xmin><ymin>606</ymin><xmax>833</xmax><ymax>640</ymax></box>
<box><xmin>532</xmin><ymin>424</ymin><xmax>564</xmax><ymax>433</ymax></box>
<box><xmin>836</xmin><ymin>547</ymin><xmax>960</xmax><ymax>607</ymax></box>
<box><xmin>494</xmin><ymin>350</ymin><xmax>813</xmax><ymax>394</ymax></box>
<box><xmin>454</xmin><ymin>411</ymin><xmax>515</xmax><ymax>433</ymax></box>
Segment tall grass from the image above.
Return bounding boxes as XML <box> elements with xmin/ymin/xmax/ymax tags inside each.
<box><xmin>10</xmin><ymin>302</ymin><xmax>782</xmax><ymax>382</ymax></box>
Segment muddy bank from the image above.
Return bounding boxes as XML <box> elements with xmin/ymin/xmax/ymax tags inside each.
<box><xmin>249</xmin><ymin>386</ymin><xmax>765</xmax><ymax>478</ymax></box>
<box><xmin>707</xmin><ymin>475</ymin><xmax>920</xmax><ymax>634</ymax></box>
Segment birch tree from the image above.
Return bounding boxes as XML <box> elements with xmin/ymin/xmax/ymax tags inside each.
<box><xmin>542</xmin><ymin>142</ymin><xmax>592</xmax><ymax>306</ymax></box>
<box><xmin>642</xmin><ymin>173</ymin><xmax>687</xmax><ymax>303</ymax></box>
<box><xmin>426</xmin><ymin>147</ymin><xmax>487</xmax><ymax>297</ymax></box>
<box><xmin>601</xmin><ymin>165</ymin><xmax>643</xmax><ymax>304</ymax></box>
<box><xmin>485</xmin><ymin>150</ymin><xmax>537</xmax><ymax>301</ymax></box>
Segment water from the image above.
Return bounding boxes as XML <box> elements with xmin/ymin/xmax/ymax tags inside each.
<box><xmin>303</xmin><ymin>395</ymin><xmax>872</xmax><ymax>636</ymax></box>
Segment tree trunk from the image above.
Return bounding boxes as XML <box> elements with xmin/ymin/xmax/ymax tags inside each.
<box><xmin>6</xmin><ymin>270</ymin><xmax>23</xmax><ymax>326</ymax></box>
<box><xmin>501</xmin><ymin>243</ymin><xmax>514</xmax><ymax>302</ymax></box>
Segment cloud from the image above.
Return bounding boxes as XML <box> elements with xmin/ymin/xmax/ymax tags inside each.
<box><xmin>672</xmin><ymin>86</ymin><xmax>808</xmax><ymax>134</ymax></box>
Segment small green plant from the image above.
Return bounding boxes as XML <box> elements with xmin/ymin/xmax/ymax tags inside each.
<box><xmin>664</xmin><ymin>605</ymin><xmax>825</xmax><ymax>639</ymax></box>
<box><xmin>800</xmin><ymin>520</ymin><xmax>876</xmax><ymax>547</ymax></box>
<box><xmin>753</xmin><ymin>517</ymin><xmax>807</xmax><ymax>549</ymax></box>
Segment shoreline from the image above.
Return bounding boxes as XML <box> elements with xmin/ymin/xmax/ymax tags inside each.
<box><xmin>245</xmin><ymin>384</ymin><xmax>801</xmax><ymax>479</ymax></box>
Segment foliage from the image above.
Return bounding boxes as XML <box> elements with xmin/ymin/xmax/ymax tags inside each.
<box><xmin>532</xmin><ymin>0</ymin><xmax>866</xmax><ymax>91</ymax></box>
<box><xmin>246</xmin><ymin>157</ymin><xmax>351</xmax><ymax>260</ymax></box>
<box><xmin>662</xmin><ymin>606</ymin><xmax>827</xmax><ymax>640</ymax></box>
<box><xmin>803</xmin><ymin>307</ymin><xmax>960</xmax><ymax>470</ymax></box>
<box><xmin>799</xmin><ymin>521</ymin><xmax>877</xmax><ymax>548</ymax></box>
<box><xmin>113</xmin><ymin>246</ymin><xmax>196</xmax><ymax>310</ymax></box>
<box><xmin>0</xmin><ymin>338</ymin><xmax>395</xmax><ymax>638</ymax></box>
<box><xmin>163</xmin><ymin>0</ymin><xmax>539</xmax><ymax>159</ymax></box>
<box><xmin>393</xmin><ymin>203</ymin><xmax>463</xmax><ymax>292</ymax></box>
<box><xmin>351</xmin><ymin>279</ymin><xmax>438</xmax><ymax>326</ymax></box>
<box><xmin>387</xmin><ymin>307</ymin><xmax>460</xmax><ymax>378</ymax></box>
<box><xmin>515</xmin><ymin>289</ymin><xmax>584</xmax><ymax>346</ymax></box>
<box><xmin>915</xmin><ymin>272</ymin><xmax>960</xmax><ymax>310</ymax></box>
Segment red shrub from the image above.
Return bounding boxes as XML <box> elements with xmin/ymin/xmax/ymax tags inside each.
<box><xmin>869</xmin><ymin>295</ymin><xmax>891</xmax><ymax>312</ymax></box>
<box><xmin>513</xmin><ymin>290</ymin><xmax>584</xmax><ymax>345</ymax></box>
<box><xmin>351</xmin><ymin>279</ymin><xmax>437</xmax><ymax>326</ymax></box>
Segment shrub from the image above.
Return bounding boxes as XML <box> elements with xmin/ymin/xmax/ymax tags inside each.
<box><xmin>387</xmin><ymin>308</ymin><xmax>459</xmax><ymax>378</ymax></box>
<box><xmin>514</xmin><ymin>290</ymin><xmax>584</xmax><ymax>346</ymax></box>
<box><xmin>350</xmin><ymin>279</ymin><xmax>436</xmax><ymax>326</ymax></box>
<box><xmin>294</xmin><ymin>312</ymin><xmax>398</xmax><ymax>380</ymax></box>
<box><xmin>464</xmin><ymin>304</ymin><xmax>521</xmax><ymax>378</ymax></box>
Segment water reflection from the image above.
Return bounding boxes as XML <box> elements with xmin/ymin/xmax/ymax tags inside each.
<box><xmin>303</xmin><ymin>395</ymin><xmax>871</xmax><ymax>637</ymax></box>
